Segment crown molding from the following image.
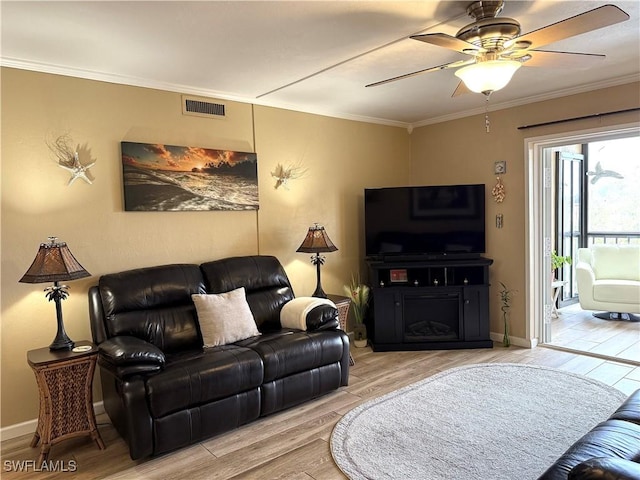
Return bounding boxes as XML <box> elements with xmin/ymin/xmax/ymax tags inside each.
<box><xmin>2</xmin><ymin>57</ymin><xmax>637</xmax><ymax>132</ymax></box>
<box><xmin>0</xmin><ymin>57</ymin><xmax>410</xmax><ymax>129</ymax></box>
<box><xmin>410</xmin><ymin>73</ymin><xmax>640</xmax><ymax>129</ymax></box>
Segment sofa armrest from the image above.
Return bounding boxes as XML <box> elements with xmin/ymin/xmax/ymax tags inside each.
<box><xmin>280</xmin><ymin>297</ymin><xmax>339</xmax><ymax>331</ymax></box>
<box><xmin>576</xmin><ymin>259</ymin><xmax>596</xmax><ymax>280</ymax></box>
<box><xmin>569</xmin><ymin>457</ymin><xmax>640</xmax><ymax>480</ymax></box>
<box><xmin>306</xmin><ymin>304</ymin><xmax>340</xmax><ymax>331</ymax></box>
<box><xmin>98</xmin><ymin>336</ymin><xmax>165</xmax><ymax>378</ymax></box>
<box><xmin>610</xmin><ymin>389</ymin><xmax>640</xmax><ymax>425</ymax></box>
<box><xmin>88</xmin><ymin>285</ymin><xmax>108</xmax><ymax>345</ymax></box>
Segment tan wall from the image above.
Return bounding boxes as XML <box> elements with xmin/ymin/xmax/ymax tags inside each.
<box><xmin>253</xmin><ymin>106</ymin><xmax>410</xmax><ymax>295</ymax></box>
<box><xmin>410</xmin><ymin>81</ymin><xmax>640</xmax><ymax>340</ymax></box>
<box><xmin>0</xmin><ymin>68</ymin><xmax>410</xmax><ymax>427</ymax></box>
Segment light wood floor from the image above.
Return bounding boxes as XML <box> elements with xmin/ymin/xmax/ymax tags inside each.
<box><xmin>2</xmin><ymin>344</ymin><xmax>640</xmax><ymax>480</ymax></box>
<box><xmin>548</xmin><ymin>303</ymin><xmax>640</xmax><ymax>364</ymax></box>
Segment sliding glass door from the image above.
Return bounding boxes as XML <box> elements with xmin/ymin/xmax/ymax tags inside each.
<box><xmin>554</xmin><ymin>151</ymin><xmax>584</xmax><ymax>306</ymax></box>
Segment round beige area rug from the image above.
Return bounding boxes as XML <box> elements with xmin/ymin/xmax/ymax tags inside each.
<box><xmin>330</xmin><ymin>363</ymin><xmax>627</xmax><ymax>480</ymax></box>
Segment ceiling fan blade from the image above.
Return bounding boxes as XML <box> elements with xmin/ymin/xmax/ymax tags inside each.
<box><xmin>451</xmin><ymin>81</ymin><xmax>471</xmax><ymax>97</ymax></box>
<box><xmin>366</xmin><ymin>59</ymin><xmax>474</xmax><ymax>88</ymax></box>
<box><xmin>522</xmin><ymin>50</ymin><xmax>606</xmax><ymax>68</ymax></box>
<box><xmin>411</xmin><ymin>33</ymin><xmax>485</xmax><ymax>56</ymax></box>
<box><xmin>505</xmin><ymin>5</ymin><xmax>629</xmax><ymax>51</ymax></box>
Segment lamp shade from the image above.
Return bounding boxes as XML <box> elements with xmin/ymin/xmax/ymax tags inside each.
<box><xmin>20</xmin><ymin>237</ymin><xmax>90</xmax><ymax>284</ymax></box>
<box><xmin>454</xmin><ymin>60</ymin><xmax>521</xmax><ymax>94</ymax></box>
<box><xmin>296</xmin><ymin>224</ymin><xmax>338</xmax><ymax>254</ymax></box>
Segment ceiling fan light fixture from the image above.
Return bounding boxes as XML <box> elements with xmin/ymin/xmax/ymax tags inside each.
<box><xmin>454</xmin><ymin>59</ymin><xmax>521</xmax><ymax>94</ymax></box>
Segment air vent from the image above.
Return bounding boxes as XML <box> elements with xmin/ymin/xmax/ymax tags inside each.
<box><xmin>182</xmin><ymin>95</ymin><xmax>226</xmax><ymax>119</ymax></box>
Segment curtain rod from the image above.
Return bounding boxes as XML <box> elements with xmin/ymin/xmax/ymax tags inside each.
<box><xmin>517</xmin><ymin>107</ymin><xmax>640</xmax><ymax>130</ymax></box>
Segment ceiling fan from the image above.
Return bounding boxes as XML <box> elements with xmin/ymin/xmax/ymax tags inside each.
<box><xmin>366</xmin><ymin>1</ymin><xmax>630</xmax><ymax>96</ymax></box>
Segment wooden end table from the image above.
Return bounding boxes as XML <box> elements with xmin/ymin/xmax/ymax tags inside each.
<box><xmin>27</xmin><ymin>340</ymin><xmax>105</xmax><ymax>466</ymax></box>
<box><xmin>327</xmin><ymin>294</ymin><xmax>355</xmax><ymax>366</ymax></box>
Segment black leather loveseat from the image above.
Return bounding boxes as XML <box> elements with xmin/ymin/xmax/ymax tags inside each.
<box><xmin>88</xmin><ymin>255</ymin><xmax>350</xmax><ymax>460</ymax></box>
<box><xmin>538</xmin><ymin>388</ymin><xmax>640</xmax><ymax>479</ymax></box>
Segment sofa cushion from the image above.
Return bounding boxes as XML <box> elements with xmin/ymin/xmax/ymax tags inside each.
<box><xmin>145</xmin><ymin>345</ymin><xmax>264</xmax><ymax>418</ymax></box>
<box><xmin>593</xmin><ymin>280</ymin><xmax>640</xmax><ymax>304</ymax></box>
<box><xmin>98</xmin><ymin>264</ymin><xmax>205</xmax><ymax>353</ymax></box>
<box><xmin>192</xmin><ymin>288</ymin><xmax>261</xmax><ymax>347</ymax></box>
<box><xmin>200</xmin><ymin>256</ymin><xmax>295</xmax><ymax>331</ymax></box>
<box><xmin>591</xmin><ymin>245</ymin><xmax>640</xmax><ymax>281</ymax></box>
<box><xmin>237</xmin><ymin>329</ymin><xmax>347</xmax><ymax>382</ymax></box>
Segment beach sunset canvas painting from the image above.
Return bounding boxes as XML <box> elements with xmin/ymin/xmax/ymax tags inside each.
<box><xmin>121</xmin><ymin>142</ymin><xmax>258</xmax><ymax>211</ymax></box>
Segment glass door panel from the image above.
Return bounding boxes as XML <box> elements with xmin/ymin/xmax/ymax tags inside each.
<box><xmin>555</xmin><ymin>151</ymin><xmax>583</xmax><ymax>306</ymax></box>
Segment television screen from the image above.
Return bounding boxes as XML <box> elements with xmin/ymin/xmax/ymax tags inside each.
<box><xmin>364</xmin><ymin>184</ymin><xmax>486</xmax><ymax>259</ymax></box>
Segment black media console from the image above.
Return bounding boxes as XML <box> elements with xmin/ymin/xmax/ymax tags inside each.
<box><xmin>367</xmin><ymin>257</ymin><xmax>494</xmax><ymax>351</ymax></box>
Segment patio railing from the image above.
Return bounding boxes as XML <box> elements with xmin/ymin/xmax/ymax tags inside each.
<box><xmin>587</xmin><ymin>232</ymin><xmax>640</xmax><ymax>245</ymax></box>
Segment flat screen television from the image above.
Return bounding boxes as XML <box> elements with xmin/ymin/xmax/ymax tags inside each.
<box><xmin>364</xmin><ymin>184</ymin><xmax>486</xmax><ymax>260</ymax></box>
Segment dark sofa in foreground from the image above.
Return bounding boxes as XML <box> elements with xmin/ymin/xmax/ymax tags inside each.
<box><xmin>88</xmin><ymin>255</ymin><xmax>350</xmax><ymax>460</ymax></box>
<box><xmin>539</xmin><ymin>388</ymin><xmax>640</xmax><ymax>479</ymax></box>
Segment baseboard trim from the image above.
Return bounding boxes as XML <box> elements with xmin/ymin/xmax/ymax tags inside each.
<box><xmin>0</xmin><ymin>402</ymin><xmax>105</xmax><ymax>442</ymax></box>
<box><xmin>490</xmin><ymin>332</ymin><xmax>537</xmax><ymax>348</ymax></box>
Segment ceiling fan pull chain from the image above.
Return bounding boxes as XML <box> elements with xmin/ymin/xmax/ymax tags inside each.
<box><xmin>484</xmin><ymin>93</ymin><xmax>491</xmax><ymax>133</ymax></box>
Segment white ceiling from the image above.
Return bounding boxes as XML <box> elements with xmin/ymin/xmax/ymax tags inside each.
<box><xmin>2</xmin><ymin>1</ymin><xmax>639</xmax><ymax>128</ymax></box>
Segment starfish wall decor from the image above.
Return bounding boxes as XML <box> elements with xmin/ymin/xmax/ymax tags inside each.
<box><xmin>59</xmin><ymin>152</ymin><xmax>96</xmax><ymax>185</ymax></box>
<box><xmin>46</xmin><ymin>134</ymin><xmax>96</xmax><ymax>186</ymax></box>
<box><xmin>271</xmin><ymin>162</ymin><xmax>307</xmax><ymax>190</ymax></box>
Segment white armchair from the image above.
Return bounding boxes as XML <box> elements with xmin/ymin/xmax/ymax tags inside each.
<box><xmin>576</xmin><ymin>244</ymin><xmax>640</xmax><ymax>321</ymax></box>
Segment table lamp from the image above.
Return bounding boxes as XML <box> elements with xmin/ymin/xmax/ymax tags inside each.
<box><xmin>19</xmin><ymin>237</ymin><xmax>90</xmax><ymax>350</ymax></box>
<box><xmin>296</xmin><ymin>224</ymin><xmax>338</xmax><ymax>298</ymax></box>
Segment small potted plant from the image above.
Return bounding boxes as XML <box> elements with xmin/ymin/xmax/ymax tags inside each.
<box><xmin>344</xmin><ymin>275</ymin><xmax>370</xmax><ymax>348</ymax></box>
<box><xmin>551</xmin><ymin>250</ymin><xmax>572</xmax><ymax>281</ymax></box>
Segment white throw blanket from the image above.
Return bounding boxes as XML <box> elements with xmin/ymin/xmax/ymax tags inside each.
<box><xmin>280</xmin><ymin>297</ymin><xmax>336</xmax><ymax>331</ymax></box>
